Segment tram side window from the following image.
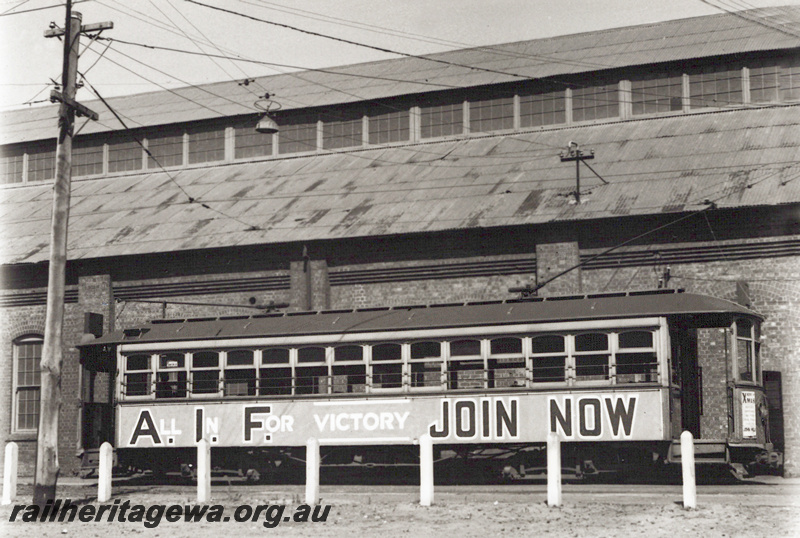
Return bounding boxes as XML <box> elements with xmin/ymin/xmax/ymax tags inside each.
<box><xmin>530</xmin><ymin>335</ymin><xmax>566</xmax><ymax>383</ymax></box>
<box><xmin>616</xmin><ymin>331</ymin><xmax>658</xmax><ymax>383</ymax></box>
<box><xmin>225</xmin><ymin>349</ymin><xmax>256</xmax><ymax>396</ymax></box>
<box><xmin>259</xmin><ymin>348</ymin><xmax>292</xmax><ymax>396</ymax></box>
<box><xmin>735</xmin><ymin>318</ymin><xmax>761</xmax><ymax>383</ymax></box>
<box><xmin>448</xmin><ymin>339</ymin><xmax>484</xmax><ymax>389</ymax></box>
<box><xmin>296</xmin><ymin>347</ymin><xmax>328</xmax><ymax>395</ymax></box>
<box><xmin>192</xmin><ymin>351</ymin><xmax>220</xmax><ymax>395</ymax></box>
<box><xmin>125</xmin><ymin>354</ymin><xmax>151</xmax><ymax>396</ymax></box>
<box><xmin>488</xmin><ymin>337</ymin><xmax>526</xmax><ymax>388</ymax></box>
<box><xmin>371</xmin><ymin>343</ymin><xmax>403</xmax><ymax>390</ymax></box>
<box><xmin>410</xmin><ymin>341</ymin><xmax>443</xmax><ymax>389</ymax></box>
<box><xmin>574</xmin><ymin>333</ymin><xmax>610</xmax><ymax>381</ymax></box>
<box><xmin>156</xmin><ymin>353</ymin><xmax>187</xmax><ymax>398</ymax></box>
<box><xmin>333</xmin><ymin>345</ymin><xmax>366</xmax><ymax>393</ymax></box>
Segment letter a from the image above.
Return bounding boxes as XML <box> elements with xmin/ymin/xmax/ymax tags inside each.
<box><xmin>130</xmin><ymin>410</ymin><xmax>161</xmax><ymax>445</ymax></box>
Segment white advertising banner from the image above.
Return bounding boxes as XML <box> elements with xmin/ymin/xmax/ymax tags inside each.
<box><xmin>117</xmin><ymin>390</ymin><xmax>666</xmax><ymax>448</ymax></box>
<box><xmin>741</xmin><ymin>391</ymin><xmax>757</xmax><ymax>439</ymax></box>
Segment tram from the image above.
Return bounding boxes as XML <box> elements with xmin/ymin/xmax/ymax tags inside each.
<box><xmin>77</xmin><ymin>288</ymin><xmax>772</xmax><ymax>481</ymax></box>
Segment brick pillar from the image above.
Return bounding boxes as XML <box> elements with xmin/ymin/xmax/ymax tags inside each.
<box><xmin>78</xmin><ymin>275</ymin><xmax>115</xmax><ymax>334</ymax></box>
<box><xmin>290</xmin><ymin>259</ymin><xmax>330</xmax><ymax>311</ymax></box>
<box><xmin>535</xmin><ymin>241</ymin><xmax>581</xmax><ymax>296</ymax></box>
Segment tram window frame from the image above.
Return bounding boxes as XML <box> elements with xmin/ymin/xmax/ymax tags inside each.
<box><xmin>734</xmin><ymin>318</ymin><xmax>761</xmax><ymax>384</ymax></box>
<box><xmin>332</xmin><ymin>345</ymin><xmax>367</xmax><ymax>394</ymax></box>
<box><xmin>409</xmin><ymin>341</ymin><xmax>444</xmax><ymax>390</ymax></box>
<box><xmin>224</xmin><ymin>349</ymin><xmax>256</xmax><ymax>397</ymax></box>
<box><xmin>530</xmin><ymin>334</ymin><xmax>568</xmax><ymax>385</ymax></box>
<box><xmin>295</xmin><ymin>346</ymin><xmax>330</xmax><ymax>395</ymax></box>
<box><xmin>156</xmin><ymin>352</ymin><xmax>188</xmax><ymax>399</ymax></box>
<box><xmin>573</xmin><ymin>332</ymin><xmax>611</xmax><ymax>384</ymax></box>
<box><xmin>487</xmin><ymin>336</ymin><xmax>527</xmax><ymax>389</ymax></box>
<box><xmin>370</xmin><ymin>343</ymin><xmax>404</xmax><ymax>391</ymax></box>
<box><xmin>447</xmin><ymin>339</ymin><xmax>485</xmax><ymax>390</ymax></box>
<box><xmin>615</xmin><ymin>330</ymin><xmax>659</xmax><ymax>384</ymax></box>
<box><xmin>123</xmin><ymin>353</ymin><xmax>153</xmax><ymax>398</ymax></box>
<box><xmin>259</xmin><ymin>348</ymin><xmax>292</xmax><ymax>396</ymax></box>
<box><xmin>191</xmin><ymin>351</ymin><xmax>221</xmax><ymax>397</ymax></box>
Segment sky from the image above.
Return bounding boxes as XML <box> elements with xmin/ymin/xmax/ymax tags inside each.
<box><xmin>0</xmin><ymin>0</ymin><xmax>798</xmax><ymax>111</ymax></box>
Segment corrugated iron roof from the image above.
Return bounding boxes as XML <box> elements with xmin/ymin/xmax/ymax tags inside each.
<box><xmin>83</xmin><ymin>290</ymin><xmax>762</xmax><ymax>347</ymax></box>
<box><xmin>2</xmin><ymin>104</ymin><xmax>799</xmax><ymax>265</ymax></box>
<box><xmin>2</xmin><ymin>7</ymin><xmax>800</xmax><ymax>144</ymax></box>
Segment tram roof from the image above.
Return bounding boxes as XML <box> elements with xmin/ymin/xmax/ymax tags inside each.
<box><xmin>86</xmin><ymin>289</ymin><xmax>761</xmax><ymax>347</ymax></box>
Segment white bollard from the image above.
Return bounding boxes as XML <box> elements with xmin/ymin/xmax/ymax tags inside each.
<box><xmin>419</xmin><ymin>434</ymin><xmax>434</xmax><ymax>507</ymax></box>
<box><xmin>305</xmin><ymin>437</ymin><xmax>320</xmax><ymax>505</ymax></box>
<box><xmin>197</xmin><ymin>439</ymin><xmax>211</xmax><ymax>503</ymax></box>
<box><xmin>2</xmin><ymin>442</ymin><xmax>18</xmax><ymax>505</ymax></box>
<box><xmin>547</xmin><ymin>432</ymin><xmax>562</xmax><ymax>507</ymax></box>
<box><xmin>98</xmin><ymin>442</ymin><xmax>113</xmax><ymax>502</ymax></box>
<box><xmin>681</xmin><ymin>430</ymin><xmax>697</xmax><ymax>509</ymax></box>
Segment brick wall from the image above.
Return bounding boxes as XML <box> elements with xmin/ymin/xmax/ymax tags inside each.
<box><xmin>2</xmin><ymin>235</ymin><xmax>799</xmax><ymax>479</ymax></box>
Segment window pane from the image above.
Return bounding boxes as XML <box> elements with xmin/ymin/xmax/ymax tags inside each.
<box><xmin>234</xmin><ymin>117</ymin><xmax>273</xmax><ymax>159</ymax></box>
<box><xmin>411</xmin><ymin>362</ymin><xmax>441</xmax><ymax>388</ymax></box>
<box><xmin>278</xmin><ymin>114</ymin><xmax>318</xmax><ymax>154</ymax></box>
<box><xmin>332</xmin><ymin>364</ymin><xmax>366</xmax><ymax>393</ymax></box>
<box><xmin>531</xmin><ymin>356</ymin><xmax>565</xmax><ymax>383</ymax></box>
<box><xmin>27</xmin><ymin>141</ymin><xmax>56</xmax><ymax>182</ymax></box>
<box><xmin>368</xmin><ymin>107</ymin><xmax>409</xmax><ymax>144</ymax></box>
<box><xmin>125</xmin><ymin>372</ymin><xmax>151</xmax><ymax>396</ymax></box>
<box><xmin>750</xmin><ymin>64</ymin><xmax>779</xmax><ymax>103</ymax></box>
<box><xmin>298</xmin><ymin>347</ymin><xmax>325</xmax><ymax>363</ymax></box>
<box><xmin>156</xmin><ymin>371</ymin><xmax>187</xmax><ymax>398</ymax></box>
<box><xmin>616</xmin><ymin>353</ymin><xmax>658</xmax><ymax>383</ymax></box>
<box><xmin>334</xmin><ymin>345</ymin><xmax>363</xmax><ymax>362</ymax></box>
<box><xmin>188</xmin><ymin>124</ymin><xmax>225</xmax><ymax>164</ymax></box>
<box><xmin>780</xmin><ymin>56</ymin><xmax>800</xmax><ymax>101</ymax></box>
<box><xmin>259</xmin><ymin>367</ymin><xmax>292</xmax><ymax>395</ymax></box>
<box><xmin>736</xmin><ymin>318</ymin><xmax>753</xmax><ymax>338</ymax></box>
<box><xmin>531</xmin><ymin>335</ymin><xmax>565</xmax><ymax>354</ymax></box>
<box><xmin>192</xmin><ymin>370</ymin><xmax>219</xmax><ymax>394</ymax></box>
<box><xmin>322</xmin><ymin>109</ymin><xmax>363</xmax><ymax>149</ymax></box>
<box><xmin>126</xmin><ymin>354</ymin><xmax>150</xmax><ymax>371</ymax></box>
<box><xmin>227</xmin><ymin>349</ymin><xmax>254</xmax><ymax>366</ymax></box>
<box><xmin>737</xmin><ymin>340</ymin><xmax>753</xmax><ymax>381</ymax></box>
<box><xmin>575</xmin><ymin>333</ymin><xmax>608</xmax><ymax>352</ymax></box>
<box><xmin>520</xmin><ymin>88</ymin><xmax>566</xmax><ymax>127</ymax></box>
<box><xmin>108</xmin><ymin>135</ymin><xmax>142</xmax><ymax>173</ymax></box>
<box><xmin>490</xmin><ymin>337</ymin><xmax>522</xmax><ymax>355</ymax></box>
<box><xmin>17</xmin><ymin>388</ymin><xmax>40</xmax><ymax>430</ymax></box>
<box><xmin>295</xmin><ymin>365</ymin><xmax>328</xmax><ymax>394</ymax></box>
<box><xmin>15</xmin><ymin>337</ymin><xmax>42</xmax><ymax>431</ymax></box>
<box><xmin>0</xmin><ymin>145</ymin><xmax>25</xmax><ymax>184</ymax></box>
<box><xmin>73</xmin><ymin>138</ymin><xmax>104</xmax><ymax>176</ymax></box>
<box><xmin>450</xmin><ymin>339</ymin><xmax>481</xmax><ymax>356</ymax></box>
<box><xmin>159</xmin><ymin>353</ymin><xmax>184</xmax><ymax>369</ymax></box>
<box><xmin>618</xmin><ymin>331</ymin><xmax>653</xmax><ymax>349</ymax></box>
<box><xmin>469</xmin><ymin>95</ymin><xmax>514</xmax><ymax>133</ymax></box>
<box><xmin>420</xmin><ymin>95</ymin><xmax>463</xmax><ymax>138</ymax></box>
<box><xmin>572</xmin><ymin>83</ymin><xmax>619</xmax><ymax>122</ymax></box>
<box><xmin>224</xmin><ymin>369</ymin><xmax>256</xmax><ymax>396</ymax></box>
<box><xmin>689</xmin><ymin>65</ymin><xmax>742</xmax><ymax>108</ymax></box>
<box><xmin>372</xmin><ymin>363</ymin><xmax>402</xmax><ymax>388</ymax></box>
<box><xmin>263</xmin><ymin>348</ymin><xmax>290</xmax><ymax>364</ymax></box>
<box><xmin>631</xmin><ymin>73</ymin><xmax>682</xmax><ymax>115</ymax></box>
<box><xmin>193</xmin><ymin>351</ymin><xmax>219</xmax><ymax>368</ymax></box>
<box><xmin>447</xmin><ymin>359</ymin><xmax>484</xmax><ymax>389</ymax></box>
<box><xmin>372</xmin><ymin>343</ymin><xmax>401</xmax><ymax>361</ymax></box>
<box><xmin>147</xmin><ymin>128</ymin><xmax>184</xmax><ymax>168</ymax></box>
<box><xmin>575</xmin><ymin>355</ymin><xmax>609</xmax><ymax>380</ymax></box>
<box><xmin>411</xmin><ymin>341</ymin><xmax>441</xmax><ymax>359</ymax></box>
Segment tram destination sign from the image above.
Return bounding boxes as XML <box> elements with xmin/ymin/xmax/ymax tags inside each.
<box><xmin>118</xmin><ymin>390</ymin><xmax>666</xmax><ymax>448</ymax></box>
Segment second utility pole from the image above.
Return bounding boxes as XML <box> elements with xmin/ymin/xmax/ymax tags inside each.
<box><xmin>35</xmin><ymin>1</ymin><xmax>110</xmax><ymax>506</ymax></box>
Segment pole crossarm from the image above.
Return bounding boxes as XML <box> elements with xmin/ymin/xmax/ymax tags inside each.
<box><xmin>44</xmin><ymin>21</ymin><xmax>113</xmax><ymax>38</ymax></box>
<box><xmin>49</xmin><ymin>90</ymin><xmax>98</xmax><ymax>120</ymax></box>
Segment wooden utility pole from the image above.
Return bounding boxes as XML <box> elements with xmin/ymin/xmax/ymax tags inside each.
<box><xmin>35</xmin><ymin>1</ymin><xmax>111</xmax><ymax>506</ymax></box>
<box><xmin>559</xmin><ymin>141</ymin><xmax>594</xmax><ymax>205</ymax></box>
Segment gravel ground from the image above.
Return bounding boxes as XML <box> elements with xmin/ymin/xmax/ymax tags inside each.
<box><xmin>2</xmin><ymin>481</ymin><xmax>798</xmax><ymax>537</ymax></box>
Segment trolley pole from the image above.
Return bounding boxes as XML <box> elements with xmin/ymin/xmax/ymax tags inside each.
<box><xmin>35</xmin><ymin>1</ymin><xmax>111</xmax><ymax>506</ymax></box>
